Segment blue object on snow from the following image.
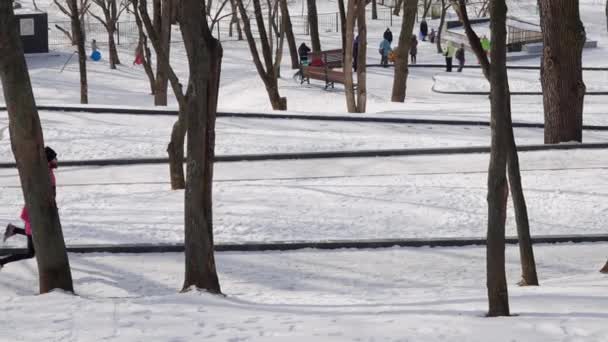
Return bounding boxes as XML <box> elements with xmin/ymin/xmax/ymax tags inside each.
<box><xmin>91</xmin><ymin>50</ymin><xmax>102</xmax><ymax>61</ymax></box>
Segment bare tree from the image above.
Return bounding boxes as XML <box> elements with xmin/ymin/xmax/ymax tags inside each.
<box><xmin>307</xmin><ymin>0</ymin><xmax>321</xmax><ymax>51</ymax></box>
<box><xmin>153</xmin><ymin>0</ymin><xmax>173</xmax><ymax>106</ymax></box>
<box><xmin>435</xmin><ymin>0</ymin><xmax>449</xmax><ymax>54</ymax></box>
<box><xmin>454</xmin><ymin>0</ymin><xmax>539</xmax><ymax>288</ymax></box>
<box><xmin>0</xmin><ymin>1</ymin><xmax>74</xmax><ymax>294</ymax></box>
<box><xmin>88</xmin><ymin>0</ymin><xmax>129</xmax><ymax>69</ymax></box>
<box><xmin>421</xmin><ymin>0</ymin><xmax>432</xmax><ymax>18</ymax></box>
<box><xmin>236</xmin><ymin>0</ymin><xmax>287</xmax><ymax>110</ymax></box>
<box><xmin>180</xmin><ymin>0</ymin><xmax>222</xmax><ymax>293</ymax></box>
<box><xmin>344</xmin><ymin>0</ymin><xmax>366</xmax><ymax>113</ymax></box>
<box><xmin>137</xmin><ymin>0</ymin><xmax>189</xmax><ymax>189</ymax></box>
<box><xmin>393</xmin><ymin>0</ymin><xmax>403</xmax><ymax>15</ymax></box>
<box><xmin>391</xmin><ymin>0</ymin><xmax>418</xmax><ymax>102</ymax></box>
<box><xmin>538</xmin><ymin>0</ymin><xmax>586</xmax><ymax>144</ymax></box>
<box><xmin>228</xmin><ymin>0</ymin><xmax>243</xmax><ymax>40</ymax></box>
<box><xmin>280</xmin><ymin>0</ymin><xmax>299</xmax><ymax>69</ymax></box>
<box><xmin>130</xmin><ymin>4</ymin><xmax>156</xmax><ymax>94</ymax></box>
<box><xmin>54</xmin><ymin>0</ymin><xmax>88</xmax><ymax>103</ymax></box>
<box><xmin>338</xmin><ymin>0</ymin><xmax>347</xmax><ymax>52</ymax></box>
<box><xmin>372</xmin><ymin>0</ymin><xmax>377</xmax><ymax>19</ymax></box>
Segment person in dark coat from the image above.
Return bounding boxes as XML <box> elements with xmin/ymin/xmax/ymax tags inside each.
<box><xmin>298</xmin><ymin>42</ymin><xmax>311</xmax><ymax>65</ymax></box>
<box><xmin>429</xmin><ymin>28</ymin><xmax>436</xmax><ymax>43</ymax></box>
<box><xmin>455</xmin><ymin>43</ymin><xmax>466</xmax><ymax>72</ymax></box>
<box><xmin>383</xmin><ymin>28</ymin><xmax>393</xmax><ymax>43</ymax></box>
<box><xmin>410</xmin><ymin>34</ymin><xmax>418</xmax><ymax>64</ymax></box>
<box><xmin>420</xmin><ymin>20</ymin><xmax>428</xmax><ymax>41</ymax></box>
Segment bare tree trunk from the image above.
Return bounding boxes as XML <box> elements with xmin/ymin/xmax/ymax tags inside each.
<box><xmin>355</xmin><ymin>0</ymin><xmax>366</xmax><ymax>113</ymax></box>
<box><xmin>229</xmin><ymin>0</ymin><xmax>243</xmax><ymax>40</ymax></box>
<box><xmin>422</xmin><ymin>0</ymin><xmax>432</xmax><ymax>18</ymax></box>
<box><xmin>454</xmin><ymin>0</ymin><xmax>539</xmax><ymax>288</ymax></box>
<box><xmin>137</xmin><ymin>0</ymin><xmax>188</xmax><ymax>189</ymax></box>
<box><xmin>107</xmin><ymin>24</ymin><xmax>120</xmax><ymax>68</ymax></box>
<box><xmin>338</xmin><ymin>0</ymin><xmax>347</xmax><ymax>53</ymax></box>
<box><xmin>538</xmin><ymin>0</ymin><xmax>586</xmax><ymax>144</ymax></box>
<box><xmin>372</xmin><ymin>0</ymin><xmax>377</xmax><ymax>19</ymax></box>
<box><xmin>180</xmin><ymin>0</ymin><xmax>222</xmax><ymax>293</ymax></box>
<box><xmin>486</xmin><ymin>0</ymin><xmax>511</xmax><ymax>317</ymax></box>
<box><xmin>280</xmin><ymin>0</ymin><xmax>299</xmax><ymax>69</ymax></box>
<box><xmin>133</xmin><ymin>4</ymin><xmax>156</xmax><ymax>93</ymax></box>
<box><xmin>154</xmin><ymin>0</ymin><xmax>172</xmax><ymax>106</ymax></box>
<box><xmin>391</xmin><ymin>0</ymin><xmax>418</xmax><ymax>102</ymax></box>
<box><xmin>307</xmin><ymin>0</ymin><xmax>321</xmax><ymax>51</ymax></box>
<box><xmin>236</xmin><ymin>0</ymin><xmax>287</xmax><ymax>110</ymax></box>
<box><xmin>344</xmin><ymin>0</ymin><xmax>357</xmax><ymax>113</ymax></box>
<box><xmin>393</xmin><ymin>0</ymin><xmax>403</xmax><ymax>15</ymax></box>
<box><xmin>436</xmin><ymin>0</ymin><xmax>446</xmax><ymax>53</ymax></box>
<box><xmin>67</xmin><ymin>0</ymin><xmax>88</xmax><ymax>104</ymax></box>
<box><xmin>0</xmin><ymin>1</ymin><xmax>74</xmax><ymax>294</ymax></box>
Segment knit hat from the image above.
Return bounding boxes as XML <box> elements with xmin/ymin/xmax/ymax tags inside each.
<box><xmin>45</xmin><ymin>146</ymin><xmax>57</xmax><ymax>162</ymax></box>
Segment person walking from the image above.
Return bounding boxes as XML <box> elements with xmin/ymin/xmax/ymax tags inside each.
<box><xmin>420</xmin><ymin>20</ymin><xmax>428</xmax><ymax>41</ymax></box>
<box><xmin>1</xmin><ymin>147</ymin><xmax>58</xmax><ymax>270</ymax></box>
<box><xmin>133</xmin><ymin>43</ymin><xmax>144</xmax><ymax>66</ymax></box>
<box><xmin>444</xmin><ymin>41</ymin><xmax>456</xmax><ymax>72</ymax></box>
<box><xmin>298</xmin><ymin>42</ymin><xmax>311</xmax><ymax>65</ymax></box>
<box><xmin>429</xmin><ymin>28</ymin><xmax>436</xmax><ymax>43</ymax></box>
<box><xmin>379</xmin><ymin>37</ymin><xmax>392</xmax><ymax>67</ymax></box>
<box><xmin>410</xmin><ymin>34</ymin><xmax>418</xmax><ymax>64</ymax></box>
<box><xmin>455</xmin><ymin>43</ymin><xmax>465</xmax><ymax>72</ymax></box>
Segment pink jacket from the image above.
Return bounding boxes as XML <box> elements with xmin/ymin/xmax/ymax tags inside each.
<box><xmin>20</xmin><ymin>168</ymin><xmax>56</xmax><ymax>236</ymax></box>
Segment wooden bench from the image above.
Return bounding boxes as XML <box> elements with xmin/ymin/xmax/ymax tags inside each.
<box><xmin>300</xmin><ymin>49</ymin><xmax>353</xmax><ymax>90</ymax></box>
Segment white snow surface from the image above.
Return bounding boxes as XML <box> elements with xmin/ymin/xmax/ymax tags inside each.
<box><xmin>1</xmin><ymin>0</ymin><xmax>608</xmax><ymax>340</ymax></box>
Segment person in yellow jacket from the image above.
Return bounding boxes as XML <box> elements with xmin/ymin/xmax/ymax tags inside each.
<box><xmin>444</xmin><ymin>41</ymin><xmax>456</xmax><ymax>72</ymax></box>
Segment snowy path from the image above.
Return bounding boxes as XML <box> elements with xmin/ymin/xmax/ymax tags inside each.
<box><xmin>1</xmin><ymin>149</ymin><xmax>606</xmax><ymax>245</ymax></box>
<box><xmin>1</xmin><ymin>243</ymin><xmax>607</xmax><ymax>341</ymax></box>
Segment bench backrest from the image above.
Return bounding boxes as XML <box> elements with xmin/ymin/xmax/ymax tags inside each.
<box><xmin>308</xmin><ymin>49</ymin><xmax>343</xmax><ymax>69</ymax></box>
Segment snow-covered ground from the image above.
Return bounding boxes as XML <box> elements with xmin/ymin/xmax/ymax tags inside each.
<box><xmin>1</xmin><ymin>0</ymin><xmax>608</xmax><ymax>340</ymax></box>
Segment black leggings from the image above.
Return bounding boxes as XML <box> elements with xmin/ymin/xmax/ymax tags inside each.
<box><xmin>0</xmin><ymin>228</ymin><xmax>35</xmax><ymax>266</ymax></box>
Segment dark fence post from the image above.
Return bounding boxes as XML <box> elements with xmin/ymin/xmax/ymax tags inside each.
<box><xmin>335</xmin><ymin>12</ymin><xmax>338</xmax><ymax>32</ymax></box>
<box><xmin>117</xmin><ymin>22</ymin><xmax>120</xmax><ymax>45</ymax></box>
<box><xmin>217</xmin><ymin>21</ymin><xmax>220</xmax><ymax>41</ymax></box>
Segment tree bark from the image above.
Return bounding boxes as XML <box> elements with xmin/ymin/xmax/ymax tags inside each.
<box><xmin>436</xmin><ymin>0</ymin><xmax>446</xmax><ymax>54</ymax></box>
<box><xmin>422</xmin><ymin>0</ymin><xmax>432</xmax><ymax>18</ymax></box>
<box><xmin>179</xmin><ymin>0</ymin><xmax>222</xmax><ymax>293</ymax></box>
<box><xmin>391</xmin><ymin>0</ymin><xmax>418</xmax><ymax>102</ymax></box>
<box><xmin>236</xmin><ymin>0</ymin><xmax>287</xmax><ymax>110</ymax></box>
<box><xmin>67</xmin><ymin>0</ymin><xmax>88</xmax><ymax>104</ymax></box>
<box><xmin>538</xmin><ymin>0</ymin><xmax>586</xmax><ymax>144</ymax></box>
<box><xmin>355</xmin><ymin>0</ymin><xmax>366</xmax><ymax>113</ymax></box>
<box><xmin>154</xmin><ymin>0</ymin><xmax>172</xmax><ymax>106</ymax></box>
<box><xmin>338</xmin><ymin>0</ymin><xmax>347</xmax><ymax>53</ymax></box>
<box><xmin>307</xmin><ymin>0</ymin><xmax>321</xmax><ymax>52</ymax></box>
<box><xmin>372</xmin><ymin>0</ymin><xmax>377</xmax><ymax>19</ymax></box>
<box><xmin>137</xmin><ymin>0</ymin><xmax>188</xmax><ymax>189</ymax></box>
<box><xmin>344</xmin><ymin>0</ymin><xmax>357</xmax><ymax>113</ymax></box>
<box><xmin>107</xmin><ymin>24</ymin><xmax>120</xmax><ymax>68</ymax></box>
<box><xmin>0</xmin><ymin>1</ymin><xmax>74</xmax><ymax>294</ymax></box>
<box><xmin>133</xmin><ymin>4</ymin><xmax>156</xmax><ymax>93</ymax></box>
<box><xmin>393</xmin><ymin>0</ymin><xmax>403</xmax><ymax>15</ymax></box>
<box><xmin>454</xmin><ymin>0</ymin><xmax>539</xmax><ymax>287</ymax></box>
<box><xmin>486</xmin><ymin>0</ymin><xmax>510</xmax><ymax>317</ymax></box>
<box><xmin>280</xmin><ymin>0</ymin><xmax>299</xmax><ymax>69</ymax></box>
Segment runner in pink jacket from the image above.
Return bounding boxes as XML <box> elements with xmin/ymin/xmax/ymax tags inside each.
<box><xmin>1</xmin><ymin>147</ymin><xmax>58</xmax><ymax>269</ymax></box>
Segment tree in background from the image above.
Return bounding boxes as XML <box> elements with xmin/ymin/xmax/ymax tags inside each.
<box><xmin>280</xmin><ymin>0</ymin><xmax>299</xmax><ymax>69</ymax></box>
<box><xmin>393</xmin><ymin>0</ymin><xmax>403</xmax><ymax>15</ymax></box>
<box><xmin>180</xmin><ymin>0</ymin><xmax>223</xmax><ymax>293</ymax></box>
<box><xmin>538</xmin><ymin>0</ymin><xmax>586</xmax><ymax>144</ymax></box>
<box><xmin>391</xmin><ymin>0</ymin><xmax>418</xmax><ymax>102</ymax></box>
<box><xmin>54</xmin><ymin>0</ymin><xmax>88</xmax><ymax>103</ymax></box>
<box><xmin>153</xmin><ymin>0</ymin><xmax>173</xmax><ymax>106</ymax></box>
<box><xmin>89</xmin><ymin>0</ymin><xmax>129</xmax><ymax>69</ymax></box>
<box><xmin>307</xmin><ymin>0</ymin><xmax>321</xmax><ymax>51</ymax></box>
<box><xmin>372</xmin><ymin>0</ymin><xmax>377</xmax><ymax>19</ymax></box>
<box><xmin>0</xmin><ymin>0</ymin><xmax>74</xmax><ymax>294</ymax></box>
<box><xmin>137</xmin><ymin>0</ymin><xmax>189</xmax><ymax>189</ymax></box>
<box><xmin>130</xmin><ymin>3</ymin><xmax>156</xmax><ymax>94</ymax></box>
<box><xmin>236</xmin><ymin>0</ymin><xmax>287</xmax><ymax>110</ymax></box>
<box><xmin>435</xmin><ymin>0</ymin><xmax>450</xmax><ymax>54</ymax></box>
<box><xmin>344</xmin><ymin>0</ymin><xmax>367</xmax><ymax>113</ymax></box>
